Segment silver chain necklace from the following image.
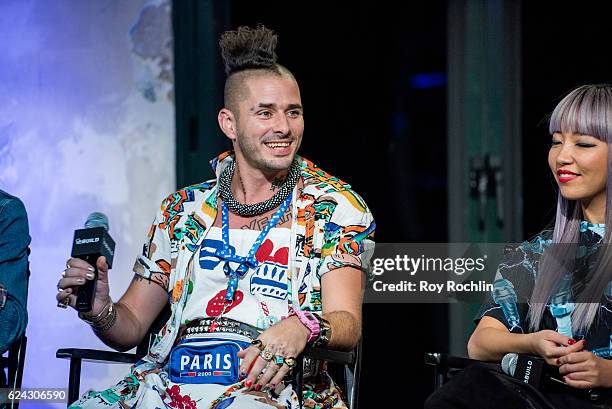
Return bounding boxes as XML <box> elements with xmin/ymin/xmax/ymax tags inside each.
<box><xmin>218</xmin><ymin>159</ymin><xmax>300</xmax><ymax>217</ymax></box>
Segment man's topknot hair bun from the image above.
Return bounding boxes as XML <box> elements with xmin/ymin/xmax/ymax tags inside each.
<box><xmin>219</xmin><ymin>25</ymin><xmax>279</xmax><ymax>76</ymax></box>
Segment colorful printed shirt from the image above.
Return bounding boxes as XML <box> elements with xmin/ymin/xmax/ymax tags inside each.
<box><xmin>134</xmin><ymin>151</ymin><xmax>375</xmax><ymax>365</ymax></box>
<box><xmin>476</xmin><ymin>222</ymin><xmax>612</xmax><ymax>359</ymax></box>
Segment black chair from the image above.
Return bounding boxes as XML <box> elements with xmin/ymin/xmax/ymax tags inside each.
<box><xmin>56</xmin><ymin>304</ymin><xmax>171</xmax><ymax>405</ymax></box>
<box><xmin>1</xmin><ymin>335</ymin><xmax>27</xmax><ymax>409</ymax></box>
<box><xmin>57</xmin><ymin>308</ymin><xmax>361</xmax><ymax>408</ymax></box>
<box><xmin>293</xmin><ymin>340</ymin><xmax>361</xmax><ymax>409</ymax></box>
<box><xmin>424</xmin><ymin>352</ymin><xmax>496</xmax><ymax>391</ymax></box>
<box><xmin>425</xmin><ymin>352</ymin><xmax>612</xmax><ymax>406</ymax></box>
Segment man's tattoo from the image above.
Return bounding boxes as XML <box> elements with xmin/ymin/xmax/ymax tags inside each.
<box><xmin>132</xmin><ymin>273</ymin><xmax>169</xmax><ymax>291</ymax></box>
<box><xmin>241</xmin><ymin>208</ymin><xmax>292</xmax><ymax>230</ymax></box>
<box><xmin>270</xmin><ymin>176</ymin><xmax>285</xmax><ymax>191</ymax></box>
<box><xmin>132</xmin><ymin>274</ymin><xmax>152</xmax><ymax>284</ymax></box>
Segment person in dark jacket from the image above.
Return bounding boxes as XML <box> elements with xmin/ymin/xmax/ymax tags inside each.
<box><xmin>0</xmin><ymin>189</ymin><xmax>30</xmax><ymax>386</ymax></box>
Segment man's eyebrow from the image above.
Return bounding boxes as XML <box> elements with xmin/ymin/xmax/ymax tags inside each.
<box><xmin>255</xmin><ymin>103</ymin><xmax>303</xmax><ymax>110</ymax></box>
<box><xmin>257</xmin><ymin>103</ymin><xmax>276</xmax><ymax>109</ymax></box>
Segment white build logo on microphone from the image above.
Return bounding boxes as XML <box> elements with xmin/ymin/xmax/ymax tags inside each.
<box><xmin>75</xmin><ymin>238</ymin><xmax>99</xmax><ymax>245</ymax></box>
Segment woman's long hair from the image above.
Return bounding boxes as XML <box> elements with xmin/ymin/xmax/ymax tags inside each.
<box><xmin>528</xmin><ymin>84</ymin><xmax>612</xmax><ymax>334</ymax></box>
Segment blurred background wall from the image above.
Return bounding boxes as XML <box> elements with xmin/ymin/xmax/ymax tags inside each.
<box><xmin>0</xmin><ymin>1</ymin><xmax>174</xmax><ymax>407</ymax></box>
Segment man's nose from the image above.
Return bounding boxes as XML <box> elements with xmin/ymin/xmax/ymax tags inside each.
<box><xmin>273</xmin><ymin>114</ymin><xmax>290</xmax><ymax>135</ymax></box>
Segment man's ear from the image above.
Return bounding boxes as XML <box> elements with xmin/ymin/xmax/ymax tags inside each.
<box><xmin>218</xmin><ymin>108</ymin><xmax>237</xmax><ymax>142</ymax></box>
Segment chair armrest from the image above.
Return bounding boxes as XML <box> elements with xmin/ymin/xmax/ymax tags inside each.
<box><xmin>56</xmin><ymin>348</ymin><xmax>142</xmax><ymax>364</ymax></box>
<box><xmin>425</xmin><ymin>352</ymin><xmax>477</xmax><ymax>369</ymax></box>
<box><xmin>302</xmin><ymin>346</ymin><xmax>355</xmax><ymax>365</ymax></box>
<box><xmin>425</xmin><ymin>352</ymin><xmax>500</xmax><ymax>371</ymax></box>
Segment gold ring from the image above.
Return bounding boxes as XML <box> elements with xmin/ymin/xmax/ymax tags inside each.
<box><xmin>259</xmin><ymin>349</ymin><xmax>273</xmax><ymax>361</ymax></box>
<box><xmin>250</xmin><ymin>339</ymin><xmax>265</xmax><ymax>351</ymax></box>
<box><xmin>57</xmin><ymin>297</ymin><xmax>69</xmax><ymax>309</ymax></box>
<box><xmin>283</xmin><ymin>357</ymin><xmax>296</xmax><ymax>368</ymax></box>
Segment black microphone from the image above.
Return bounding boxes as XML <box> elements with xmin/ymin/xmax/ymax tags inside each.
<box><xmin>71</xmin><ymin>212</ymin><xmax>115</xmax><ymax>312</ymax></box>
<box><xmin>501</xmin><ymin>353</ymin><xmax>612</xmax><ymax>403</ymax></box>
<box><xmin>501</xmin><ymin>353</ymin><xmax>545</xmax><ymax>387</ymax></box>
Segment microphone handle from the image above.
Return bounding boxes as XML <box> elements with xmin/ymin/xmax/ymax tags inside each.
<box><xmin>75</xmin><ymin>254</ymin><xmax>98</xmax><ymax>312</ymax></box>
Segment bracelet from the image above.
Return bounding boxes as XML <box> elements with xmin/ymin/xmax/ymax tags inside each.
<box><xmin>313</xmin><ymin>315</ymin><xmax>332</xmax><ymax>347</ymax></box>
<box><xmin>78</xmin><ymin>298</ymin><xmax>112</xmax><ymax>324</ymax></box>
<box><xmin>92</xmin><ymin>302</ymin><xmax>117</xmax><ymax>332</ymax></box>
<box><xmin>289</xmin><ymin>310</ymin><xmax>320</xmax><ymax>343</ymax></box>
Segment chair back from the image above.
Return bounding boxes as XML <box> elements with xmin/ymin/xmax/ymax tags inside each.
<box><xmin>293</xmin><ymin>339</ymin><xmax>362</xmax><ymax>409</ymax></box>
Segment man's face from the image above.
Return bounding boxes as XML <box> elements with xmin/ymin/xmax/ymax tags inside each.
<box><xmin>233</xmin><ymin>74</ymin><xmax>304</xmax><ymax>173</ymax></box>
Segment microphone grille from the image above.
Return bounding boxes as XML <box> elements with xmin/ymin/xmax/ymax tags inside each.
<box><xmin>501</xmin><ymin>353</ymin><xmax>518</xmax><ymax>376</ymax></box>
<box><xmin>84</xmin><ymin>212</ymin><xmax>109</xmax><ymax>231</ymax></box>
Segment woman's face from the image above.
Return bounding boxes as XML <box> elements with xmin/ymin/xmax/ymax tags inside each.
<box><xmin>548</xmin><ymin>132</ymin><xmax>608</xmax><ymax>207</ymax></box>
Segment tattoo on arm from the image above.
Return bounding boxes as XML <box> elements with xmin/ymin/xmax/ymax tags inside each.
<box><xmin>132</xmin><ymin>274</ymin><xmax>151</xmax><ymax>284</ymax></box>
<box><xmin>132</xmin><ymin>273</ymin><xmax>169</xmax><ymax>292</ymax></box>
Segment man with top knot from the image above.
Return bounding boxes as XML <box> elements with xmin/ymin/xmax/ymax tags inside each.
<box><xmin>57</xmin><ymin>25</ymin><xmax>375</xmax><ymax>409</ymax></box>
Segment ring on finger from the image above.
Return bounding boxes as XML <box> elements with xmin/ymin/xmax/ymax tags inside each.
<box><xmin>66</xmin><ymin>258</ymin><xmax>72</xmax><ymax>269</ymax></box>
<box><xmin>273</xmin><ymin>355</ymin><xmax>285</xmax><ymax>366</ymax></box>
<box><xmin>250</xmin><ymin>339</ymin><xmax>265</xmax><ymax>351</ymax></box>
<box><xmin>260</xmin><ymin>349</ymin><xmax>273</xmax><ymax>362</ymax></box>
<box><xmin>57</xmin><ymin>297</ymin><xmax>69</xmax><ymax>309</ymax></box>
<box><xmin>283</xmin><ymin>356</ymin><xmax>296</xmax><ymax>368</ymax></box>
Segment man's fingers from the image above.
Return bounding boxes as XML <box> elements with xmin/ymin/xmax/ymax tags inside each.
<box><xmin>56</xmin><ymin>289</ymin><xmax>76</xmax><ymax>308</ymax></box>
<box><xmin>246</xmin><ymin>353</ymin><xmax>271</xmax><ymax>388</ymax></box>
<box><xmin>66</xmin><ymin>257</ymin><xmax>95</xmax><ymax>271</ymax></box>
<box><xmin>56</xmin><ymin>287</ymin><xmax>72</xmax><ymax>301</ymax></box>
<box><xmin>269</xmin><ymin>364</ymin><xmax>291</xmax><ymax>388</ymax></box>
<box><xmin>256</xmin><ymin>360</ymin><xmax>281</xmax><ymax>388</ymax></box>
<box><xmin>239</xmin><ymin>347</ymin><xmax>261</xmax><ymax>379</ymax></box>
<box><xmin>96</xmin><ymin>256</ymin><xmax>109</xmax><ymax>281</ymax></box>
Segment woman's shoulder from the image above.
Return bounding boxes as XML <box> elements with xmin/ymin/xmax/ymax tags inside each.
<box><xmin>495</xmin><ymin>229</ymin><xmax>553</xmax><ymax>282</ymax></box>
<box><xmin>515</xmin><ymin>229</ymin><xmax>553</xmax><ymax>255</ymax></box>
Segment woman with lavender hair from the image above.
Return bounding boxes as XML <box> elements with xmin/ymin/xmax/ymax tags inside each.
<box><xmin>427</xmin><ymin>85</ymin><xmax>612</xmax><ymax>408</ymax></box>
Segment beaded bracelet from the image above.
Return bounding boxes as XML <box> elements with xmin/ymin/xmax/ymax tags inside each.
<box><xmin>289</xmin><ymin>310</ymin><xmax>320</xmax><ymax>343</ymax></box>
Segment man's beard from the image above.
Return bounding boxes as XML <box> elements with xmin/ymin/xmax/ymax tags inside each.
<box><xmin>235</xmin><ymin>132</ymin><xmax>298</xmax><ymax>172</ymax></box>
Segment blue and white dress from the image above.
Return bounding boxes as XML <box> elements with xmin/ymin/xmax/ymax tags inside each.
<box><xmin>476</xmin><ymin>221</ymin><xmax>612</xmax><ymax>359</ymax></box>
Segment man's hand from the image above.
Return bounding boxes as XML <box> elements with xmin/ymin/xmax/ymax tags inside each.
<box><xmin>527</xmin><ymin>330</ymin><xmax>584</xmax><ymax>365</ymax></box>
<box><xmin>558</xmin><ymin>351</ymin><xmax>612</xmax><ymax>389</ymax></box>
<box><xmin>56</xmin><ymin>256</ymin><xmax>110</xmax><ymax>315</ymax></box>
<box><xmin>237</xmin><ymin>316</ymin><xmax>309</xmax><ymax>391</ymax></box>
